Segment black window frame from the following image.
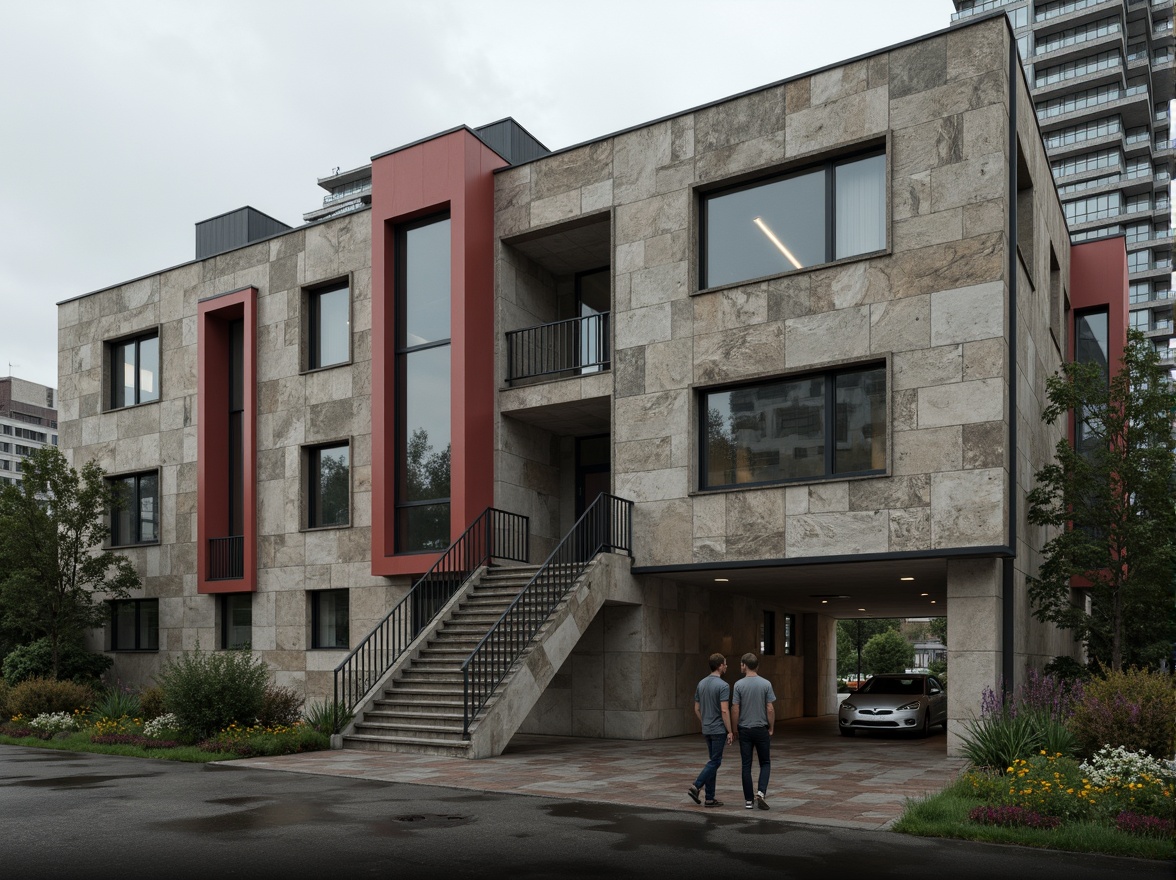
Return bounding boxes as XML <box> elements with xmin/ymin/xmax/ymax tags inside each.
<box><xmin>305</xmin><ymin>278</ymin><xmax>351</xmax><ymax>371</ymax></box>
<box><xmin>108</xmin><ymin>470</ymin><xmax>160</xmax><ymax>547</ymax></box>
<box><xmin>699</xmin><ymin>147</ymin><xmax>886</xmax><ymax>290</ymax></box>
<box><xmin>394</xmin><ymin>211</ymin><xmax>453</xmax><ymax>554</ymax></box>
<box><xmin>761</xmin><ymin>611</ymin><xmax>776</xmax><ymax>656</ymax></box>
<box><xmin>783</xmin><ymin>613</ymin><xmax>796</xmax><ymax>656</ymax></box>
<box><xmin>306</xmin><ymin>441</ymin><xmax>350</xmax><ymax>529</ymax></box>
<box><xmin>698</xmin><ymin>362</ymin><xmax>887</xmax><ymax>491</ymax></box>
<box><xmin>109</xmin><ymin>598</ymin><xmax>159</xmax><ymax>652</ymax></box>
<box><xmin>219</xmin><ymin>593</ymin><xmax>252</xmax><ymax>650</ymax></box>
<box><xmin>310</xmin><ymin>589</ymin><xmax>350</xmax><ymax>650</ymax></box>
<box><xmin>107</xmin><ymin>330</ymin><xmax>160</xmax><ymax>409</ymax></box>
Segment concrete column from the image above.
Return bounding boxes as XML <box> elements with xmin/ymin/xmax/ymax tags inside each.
<box><xmin>945</xmin><ymin>557</ymin><xmax>1003</xmax><ymax>756</ymax></box>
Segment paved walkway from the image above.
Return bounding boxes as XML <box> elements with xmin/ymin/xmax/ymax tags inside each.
<box><xmin>233</xmin><ymin>715</ymin><xmax>967</xmax><ymax>830</ymax></box>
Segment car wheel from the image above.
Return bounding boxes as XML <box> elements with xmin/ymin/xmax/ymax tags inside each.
<box><xmin>920</xmin><ymin>710</ymin><xmax>930</xmax><ymax>737</ymax></box>
<box><xmin>839</xmin><ymin>726</ymin><xmax>855</xmax><ymax>737</ymax></box>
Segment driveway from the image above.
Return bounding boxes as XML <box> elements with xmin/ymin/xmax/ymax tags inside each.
<box><xmin>237</xmin><ymin>714</ymin><xmax>965</xmax><ymax>830</ymax></box>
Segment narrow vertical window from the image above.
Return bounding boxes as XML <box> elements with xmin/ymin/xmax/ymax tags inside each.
<box><xmin>220</xmin><ymin>594</ymin><xmax>252</xmax><ymax>649</ymax></box>
<box><xmin>396</xmin><ymin>214</ymin><xmax>452</xmax><ymax>552</ymax></box>
<box><xmin>109</xmin><ymin>471</ymin><xmax>160</xmax><ymax>546</ymax></box>
<box><xmin>308</xmin><ymin>282</ymin><xmax>350</xmax><ymax>369</ymax></box>
<box><xmin>311</xmin><ymin>589</ymin><xmax>350</xmax><ymax>649</ymax></box>
<box><xmin>307</xmin><ymin>443</ymin><xmax>350</xmax><ymax>528</ymax></box>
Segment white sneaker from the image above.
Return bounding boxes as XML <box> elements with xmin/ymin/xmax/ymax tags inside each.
<box><xmin>745</xmin><ymin>801</ymin><xmax>754</xmax><ymax>809</ymax></box>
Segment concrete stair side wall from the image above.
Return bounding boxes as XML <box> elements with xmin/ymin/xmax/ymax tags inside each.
<box><xmin>466</xmin><ymin>553</ymin><xmax>636</xmax><ymax>758</ymax></box>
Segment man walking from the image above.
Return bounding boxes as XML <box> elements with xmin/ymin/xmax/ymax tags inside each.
<box><xmin>732</xmin><ymin>652</ymin><xmax>775</xmax><ymax>810</ymax></box>
<box><xmin>687</xmin><ymin>652</ymin><xmax>733</xmax><ymax>808</ymax></box>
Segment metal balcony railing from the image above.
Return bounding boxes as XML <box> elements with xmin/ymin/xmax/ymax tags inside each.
<box><xmin>208</xmin><ymin>536</ymin><xmax>244</xmax><ymax>580</ymax></box>
<box><xmin>332</xmin><ymin>507</ymin><xmax>529</xmax><ymax>720</ymax></box>
<box><xmin>462</xmin><ymin>493</ymin><xmax>633</xmax><ymax>736</ymax></box>
<box><xmin>506</xmin><ymin>313</ymin><xmax>610</xmax><ymax>384</ymax></box>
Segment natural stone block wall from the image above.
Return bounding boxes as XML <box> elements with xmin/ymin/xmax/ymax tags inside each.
<box><xmin>60</xmin><ymin>210</ymin><xmax>393</xmax><ymax>701</ymax></box>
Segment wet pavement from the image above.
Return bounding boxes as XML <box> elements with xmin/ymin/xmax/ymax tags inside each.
<box><xmin>234</xmin><ymin>714</ymin><xmax>967</xmax><ymax>830</ymax></box>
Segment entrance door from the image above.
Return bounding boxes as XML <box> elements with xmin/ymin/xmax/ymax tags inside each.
<box><xmin>575</xmin><ymin>434</ymin><xmax>610</xmax><ymax>519</ymax></box>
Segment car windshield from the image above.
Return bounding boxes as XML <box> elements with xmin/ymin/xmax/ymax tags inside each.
<box><xmin>860</xmin><ymin>677</ymin><xmax>923</xmax><ymax>695</ymax></box>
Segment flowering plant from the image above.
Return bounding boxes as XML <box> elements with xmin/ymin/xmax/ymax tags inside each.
<box><xmin>1079</xmin><ymin>745</ymin><xmax>1175</xmax><ymax>786</ymax></box>
<box><xmin>28</xmin><ymin>712</ymin><xmax>79</xmax><ymax>734</ymax></box>
<box><xmin>144</xmin><ymin>713</ymin><xmax>181</xmax><ymax>739</ymax></box>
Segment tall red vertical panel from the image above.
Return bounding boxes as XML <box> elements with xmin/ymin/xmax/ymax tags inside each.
<box><xmin>1070</xmin><ymin>237</ymin><xmax>1130</xmax><ymax>368</ymax></box>
<box><xmin>370</xmin><ymin>129</ymin><xmax>506</xmax><ymax>578</ymax></box>
<box><xmin>197</xmin><ymin>286</ymin><xmax>257</xmax><ymax>593</ymax></box>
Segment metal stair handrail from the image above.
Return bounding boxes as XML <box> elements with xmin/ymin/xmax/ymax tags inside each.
<box><xmin>461</xmin><ymin>493</ymin><xmax>633</xmax><ymax>736</ymax></box>
<box><xmin>334</xmin><ymin>507</ymin><xmax>529</xmax><ymax>718</ymax></box>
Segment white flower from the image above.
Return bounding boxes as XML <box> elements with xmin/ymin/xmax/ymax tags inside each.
<box><xmin>143</xmin><ymin>713</ymin><xmax>180</xmax><ymax>738</ymax></box>
<box><xmin>28</xmin><ymin>712</ymin><xmax>78</xmax><ymax>734</ymax></box>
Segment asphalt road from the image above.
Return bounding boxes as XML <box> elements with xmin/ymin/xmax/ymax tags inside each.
<box><xmin>1</xmin><ymin>745</ymin><xmax>1169</xmax><ymax>880</ymax></box>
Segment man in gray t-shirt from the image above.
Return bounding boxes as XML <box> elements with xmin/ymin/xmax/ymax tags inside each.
<box><xmin>732</xmin><ymin>652</ymin><xmax>776</xmax><ymax>810</ymax></box>
<box><xmin>687</xmin><ymin>653</ymin><xmax>733</xmax><ymax>808</ymax></box>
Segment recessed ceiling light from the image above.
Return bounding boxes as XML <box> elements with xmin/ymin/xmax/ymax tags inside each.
<box><xmin>920</xmin><ymin>593</ymin><xmax>929</xmax><ymax>597</ymax></box>
<box><xmin>930</xmin><ymin>600</ymin><xmax>936</xmax><ymax>604</ymax></box>
<box><xmin>858</xmin><ymin>608</ymin><xmax>866</xmax><ymax>612</ymax></box>
<box><xmin>810</xmin><ymin>594</ymin><xmax>851</xmax><ymax>599</ymax></box>
<box><xmin>821</xmin><ymin>599</ymin><xmax>828</xmax><ymax>604</ymax></box>
<box><xmin>900</xmin><ymin>577</ymin><xmax>915</xmax><ymax>581</ymax></box>
<box><xmin>714</xmin><ymin>577</ymin><xmax>729</xmax><ymax>583</ymax></box>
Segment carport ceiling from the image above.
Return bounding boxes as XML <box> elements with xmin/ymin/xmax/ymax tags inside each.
<box><xmin>656</xmin><ymin>556</ymin><xmax>949</xmax><ymax>618</ymax></box>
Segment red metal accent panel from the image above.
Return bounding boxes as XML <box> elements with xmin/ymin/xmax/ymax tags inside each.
<box><xmin>370</xmin><ymin>130</ymin><xmax>506</xmax><ymax>578</ymax></box>
<box><xmin>197</xmin><ymin>287</ymin><xmax>258</xmax><ymax>593</ymax></box>
<box><xmin>1069</xmin><ymin>236</ymin><xmax>1129</xmax><ymax>370</ymax></box>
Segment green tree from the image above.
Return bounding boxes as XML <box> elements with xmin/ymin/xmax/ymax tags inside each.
<box><xmin>836</xmin><ymin>618</ymin><xmax>901</xmax><ymax>677</ymax></box>
<box><xmin>861</xmin><ymin>629</ymin><xmax>915</xmax><ymax>675</ymax></box>
<box><xmin>1026</xmin><ymin>330</ymin><xmax>1176</xmax><ymax>672</ymax></box>
<box><xmin>0</xmin><ymin>447</ymin><xmax>140</xmax><ymax>678</ymax></box>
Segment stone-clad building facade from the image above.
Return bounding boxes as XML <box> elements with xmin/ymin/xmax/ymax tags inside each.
<box><xmin>58</xmin><ymin>15</ymin><xmax>1126</xmax><ymax>755</ymax></box>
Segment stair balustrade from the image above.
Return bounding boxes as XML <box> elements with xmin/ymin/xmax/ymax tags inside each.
<box><xmin>333</xmin><ymin>507</ymin><xmax>529</xmax><ymax>720</ymax></box>
<box><xmin>462</xmin><ymin>493</ymin><xmax>633</xmax><ymax>736</ymax></box>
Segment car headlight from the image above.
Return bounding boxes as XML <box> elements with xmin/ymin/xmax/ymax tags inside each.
<box><xmin>841</xmin><ymin>702</ymin><xmax>857</xmax><ymax>711</ymax></box>
<box><xmin>897</xmin><ymin>700</ymin><xmax>921</xmax><ymax>711</ymax></box>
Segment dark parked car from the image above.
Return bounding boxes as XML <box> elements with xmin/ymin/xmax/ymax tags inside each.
<box><xmin>837</xmin><ymin>673</ymin><xmax>946</xmax><ymax>737</ymax></box>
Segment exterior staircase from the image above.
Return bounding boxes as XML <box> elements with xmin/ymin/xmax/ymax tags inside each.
<box><xmin>344</xmin><ymin>564</ymin><xmax>543</xmax><ymax>756</ymax></box>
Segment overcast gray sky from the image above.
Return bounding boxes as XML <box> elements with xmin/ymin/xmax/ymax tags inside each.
<box><xmin>0</xmin><ymin>0</ymin><xmax>953</xmax><ymax>390</ymax></box>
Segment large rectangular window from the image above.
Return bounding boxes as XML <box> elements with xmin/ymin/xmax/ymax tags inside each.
<box><xmin>311</xmin><ymin>589</ymin><xmax>349</xmax><ymax>649</ymax></box>
<box><xmin>220</xmin><ymin>594</ymin><xmax>251</xmax><ymax>649</ymax></box>
<box><xmin>109</xmin><ymin>471</ymin><xmax>159</xmax><ymax>546</ymax></box>
<box><xmin>109</xmin><ymin>332</ymin><xmax>160</xmax><ymax>409</ymax></box>
<box><xmin>701</xmin><ymin>151</ymin><xmax>885</xmax><ymax>289</ymax></box>
<box><xmin>396</xmin><ymin>214</ymin><xmax>452</xmax><ymax>552</ymax></box>
<box><xmin>701</xmin><ymin>364</ymin><xmax>886</xmax><ymax>490</ymax></box>
<box><xmin>307</xmin><ymin>442</ymin><xmax>350</xmax><ymax>528</ymax></box>
<box><xmin>307</xmin><ymin>281</ymin><xmax>350</xmax><ymax>370</ymax></box>
<box><xmin>110</xmin><ymin>598</ymin><xmax>159</xmax><ymax>651</ymax></box>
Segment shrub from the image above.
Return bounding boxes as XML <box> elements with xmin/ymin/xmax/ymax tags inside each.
<box><xmin>968</xmin><ymin>804</ymin><xmax>1061</xmax><ymax>830</ymax></box>
<box><xmin>959</xmin><ymin>669</ymin><xmax>1084</xmax><ymax>769</ymax></box>
<box><xmin>0</xmin><ymin>677</ymin><xmax>9</xmax><ymax>719</ymax></box>
<box><xmin>1115</xmin><ymin>811</ymin><xmax>1174</xmax><ymax>837</ymax></box>
<box><xmin>90</xmin><ymin>734</ymin><xmax>183</xmax><ymax>749</ymax></box>
<box><xmin>1043</xmin><ymin>655</ymin><xmax>1091</xmax><ymax>683</ymax></box>
<box><xmin>258</xmin><ymin>685</ymin><xmax>304</xmax><ymax>727</ymax></box>
<box><xmin>7</xmin><ymin>677</ymin><xmax>94</xmax><ymax>718</ymax></box>
<box><xmin>1068</xmin><ymin>667</ymin><xmax>1176</xmax><ymax>761</ymax></box>
<box><xmin>1</xmin><ymin>639</ymin><xmax>113</xmax><ymax>686</ymax></box>
<box><xmin>138</xmin><ymin>686</ymin><xmax>166</xmax><ymax>720</ymax></box>
<box><xmin>157</xmin><ymin>648</ymin><xmax>269</xmax><ymax>738</ymax></box>
<box><xmin>90</xmin><ymin>686</ymin><xmax>143</xmax><ymax>723</ymax></box>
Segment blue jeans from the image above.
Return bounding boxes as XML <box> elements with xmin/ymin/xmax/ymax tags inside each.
<box><xmin>693</xmin><ymin>734</ymin><xmax>726</xmax><ymax>801</ymax></box>
<box><xmin>738</xmin><ymin>725</ymin><xmax>771</xmax><ymax>802</ymax></box>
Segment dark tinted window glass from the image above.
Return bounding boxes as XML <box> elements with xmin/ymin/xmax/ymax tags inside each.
<box><xmin>309</xmin><ymin>444</ymin><xmax>349</xmax><ymax>527</ymax></box>
<box><xmin>222</xmin><ymin>594</ymin><xmax>252</xmax><ymax>649</ymax></box>
<box><xmin>311</xmin><ymin>285</ymin><xmax>350</xmax><ymax>368</ymax></box>
<box><xmin>403</xmin><ymin>346</ymin><xmax>451</xmax><ymax>503</ymax></box>
<box><xmin>833</xmin><ymin>367</ymin><xmax>887</xmax><ymax>473</ymax></box>
<box><xmin>398</xmin><ymin>503</ymin><xmax>451</xmax><ymax>553</ymax></box>
<box><xmin>312</xmin><ymin>589</ymin><xmax>349</xmax><ymax>649</ymax></box>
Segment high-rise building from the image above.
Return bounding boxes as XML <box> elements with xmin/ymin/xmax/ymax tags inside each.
<box><xmin>0</xmin><ymin>376</ymin><xmax>58</xmax><ymax>487</ymax></box>
<box><xmin>954</xmin><ymin>0</ymin><xmax>1174</xmax><ymax>373</ymax></box>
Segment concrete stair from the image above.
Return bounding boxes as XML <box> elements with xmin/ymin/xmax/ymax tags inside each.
<box><xmin>344</xmin><ymin>564</ymin><xmax>543</xmax><ymax>757</ymax></box>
